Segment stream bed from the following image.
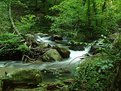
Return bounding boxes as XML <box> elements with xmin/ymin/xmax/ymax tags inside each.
<box><xmin>0</xmin><ymin>35</ymin><xmax>90</xmax><ymax>82</ymax></box>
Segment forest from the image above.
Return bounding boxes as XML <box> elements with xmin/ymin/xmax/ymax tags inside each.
<box><xmin>0</xmin><ymin>0</ymin><xmax>121</xmax><ymax>91</ymax></box>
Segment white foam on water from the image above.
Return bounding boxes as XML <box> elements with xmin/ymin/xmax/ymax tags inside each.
<box><xmin>0</xmin><ymin>36</ymin><xmax>91</xmax><ymax>70</ymax></box>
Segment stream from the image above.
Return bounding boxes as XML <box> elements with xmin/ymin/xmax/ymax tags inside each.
<box><xmin>0</xmin><ymin>35</ymin><xmax>91</xmax><ymax>81</ymax></box>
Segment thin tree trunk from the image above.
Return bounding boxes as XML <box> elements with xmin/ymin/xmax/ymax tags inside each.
<box><xmin>9</xmin><ymin>0</ymin><xmax>20</xmax><ymax>35</ymax></box>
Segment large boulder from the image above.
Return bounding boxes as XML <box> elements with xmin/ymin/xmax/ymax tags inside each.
<box><xmin>1</xmin><ymin>69</ymin><xmax>42</xmax><ymax>91</ymax></box>
<box><xmin>41</xmin><ymin>49</ymin><xmax>62</xmax><ymax>62</ymax></box>
<box><xmin>7</xmin><ymin>69</ymin><xmax>42</xmax><ymax>84</ymax></box>
<box><xmin>53</xmin><ymin>45</ymin><xmax>70</xmax><ymax>58</ymax></box>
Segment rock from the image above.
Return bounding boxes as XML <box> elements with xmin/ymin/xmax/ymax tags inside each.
<box><xmin>41</xmin><ymin>49</ymin><xmax>62</xmax><ymax>62</ymax></box>
<box><xmin>89</xmin><ymin>46</ymin><xmax>101</xmax><ymax>55</ymax></box>
<box><xmin>29</xmin><ymin>43</ymin><xmax>51</xmax><ymax>60</ymax></box>
<box><xmin>25</xmin><ymin>34</ymin><xmax>38</xmax><ymax>47</ymax></box>
<box><xmin>63</xmin><ymin>79</ymin><xmax>76</xmax><ymax>85</ymax></box>
<box><xmin>46</xmin><ymin>83</ymin><xmax>60</xmax><ymax>90</ymax></box>
<box><xmin>46</xmin><ymin>82</ymin><xmax>64</xmax><ymax>91</ymax></box>
<box><xmin>68</xmin><ymin>40</ymin><xmax>86</xmax><ymax>51</ymax></box>
<box><xmin>7</xmin><ymin>69</ymin><xmax>42</xmax><ymax>84</ymax></box>
<box><xmin>38</xmin><ymin>42</ymin><xmax>51</xmax><ymax>49</ymax></box>
<box><xmin>36</xmin><ymin>33</ymin><xmax>48</xmax><ymax>37</ymax></box>
<box><xmin>50</xmin><ymin>35</ymin><xmax>63</xmax><ymax>41</ymax></box>
<box><xmin>53</xmin><ymin>45</ymin><xmax>70</xmax><ymax>58</ymax></box>
<box><xmin>89</xmin><ymin>39</ymin><xmax>105</xmax><ymax>55</ymax></box>
<box><xmin>1</xmin><ymin>69</ymin><xmax>42</xmax><ymax>91</ymax></box>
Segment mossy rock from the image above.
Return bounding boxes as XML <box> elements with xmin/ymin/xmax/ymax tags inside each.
<box><xmin>8</xmin><ymin>69</ymin><xmax>42</xmax><ymax>84</ymax></box>
<box><xmin>76</xmin><ymin>54</ymin><xmax>116</xmax><ymax>91</ymax></box>
<box><xmin>41</xmin><ymin>49</ymin><xmax>62</xmax><ymax>62</ymax></box>
<box><xmin>53</xmin><ymin>45</ymin><xmax>70</xmax><ymax>58</ymax></box>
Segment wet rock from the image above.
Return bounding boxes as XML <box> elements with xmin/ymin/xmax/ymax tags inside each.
<box><xmin>36</xmin><ymin>33</ymin><xmax>48</xmax><ymax>37</ymax></box>
<box><xmin>50</xmin><ymin>35</ymin><xmax>63</xmax><ymax>41</ymax></box>
<box><xmin>68</xmin><ymin>40</ymin><xmax>86</xmax><ymax>51</ymax></box>
<box><xmin>41</xmin><ymin>49</ymin><xmax>62</xmax><ymax>62</ymax></box>
<box><xmin>7</xmin><ymin>69</ymin><xmax>42</xmax><ymax>84</ymax></box>
<box><xmin>63</xmin><ymin>79</ymin><xmax>76</xmax><ymax>85</ymax></box>
<box><xmin>1</xmin><ymin>69</ymin><xmax>42</xmax><ymax>91</ymax></box>
<box><xmin>53</xmin><ymin>45</ymin><xmax>70</xmax><ymax>58</ymax></box>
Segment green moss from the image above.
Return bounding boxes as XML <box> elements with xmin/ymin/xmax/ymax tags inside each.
<box><xmin>17</xmin><ymin>44</ymin><xmax>30</xmax><ymax>53</ymax></box>
<box><xmin>9</xmin><ymin>69</ymin><xmax>42</xmax><ymax>84</ymax></box>
<box><xmin>76</xmin><ymin>54</ymin><xmax>116</xmax><ymax>91</ymax></box>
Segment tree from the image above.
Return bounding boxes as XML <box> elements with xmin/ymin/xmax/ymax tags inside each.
<box><xmin>47</xmin><ymin>0</ymin><xmax>121</xmax><ymax>41</ymax></box>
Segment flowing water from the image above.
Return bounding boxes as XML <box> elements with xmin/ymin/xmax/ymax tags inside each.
<box><xmin>0</xmin><ymin>36</ymin><xmax>90</xmax><ymax>69</ymax></box>
<box><xmin>0</xmin><ymin>35</ymin><xmax>90</xmax><ymax>81</ymax></box>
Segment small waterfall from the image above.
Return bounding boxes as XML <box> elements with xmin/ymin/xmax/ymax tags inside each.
<box><xmin>36</xmin><ymin>36</ymin><xmax>55</xmax><ymax>46</ymax></box>
<box><xmin>39</xmin><ymin>46</ymin><xmax>91</xmax><ymax>70</ymax></box>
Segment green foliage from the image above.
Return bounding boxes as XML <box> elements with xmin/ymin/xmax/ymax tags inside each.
<box><xmin>0</xmin><ymin>33</ymin><xmax>22</xmax><ymax>58</ymax></box>
<box><xmin>12</xmin><ymin>0</ymin><xmax>28</xmax><ymax>8</ymax></box>
<box><xmin>47</xmin><ymin>0</ymin><xmax>121</xmax><ymax>40</ymax></box>
<box><xmin>15</xmin><ymin>14</ymin><xmax>36</xmax><ymax>33</ymax></box>
<box><xmin>0</xmin><ymin>0</ymin><xmax>11</xmax><ymax>33</ymax></box>
<box><xmin>75</xmin><ymin>54</ymin><xmax>116</xmax><ymax>91</ymax></box>
<box><xmin>17</xmin><ymin>44</ymin><xmax>30</xmax><ymax>53</ymax></box>
<box><xmin>0</xmin><ymin>33</ymin><xmax>22</xmax><ymax>47</ymax></box>
<box><xmin>106</xmin><ymin>33</ymin><xmax>121</xmax><ymax>61</ymax></box>
<box><xmin>0</xmin><ymin>33</ymin><xmax>29</xmax><ymax>59</ymax></box>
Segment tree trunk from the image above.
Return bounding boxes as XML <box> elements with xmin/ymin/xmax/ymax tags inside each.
<box><xmin>9</xmin><ymin>0</ymin><xmax>20</xmax><ymax>35</ymax></box>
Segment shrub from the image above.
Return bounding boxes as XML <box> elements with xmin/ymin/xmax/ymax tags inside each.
<box><xmin>75</xmin><ymin>54</ymin><xmax>116</xmax><ymax>91</ymax></box>
<box><xmin>0</xmin><ymin>33</ymin><xmax>29</xmax><ymax>60</ymax></box>
<box><xmin>0</xmin><ymin>33</ymin><xmax>22</xmax><ymax>47</ymax></box>
<box><xmin>15</xmin><ymin>14</ymin><xmax>36</xmax><ymax>33</ymax></box>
